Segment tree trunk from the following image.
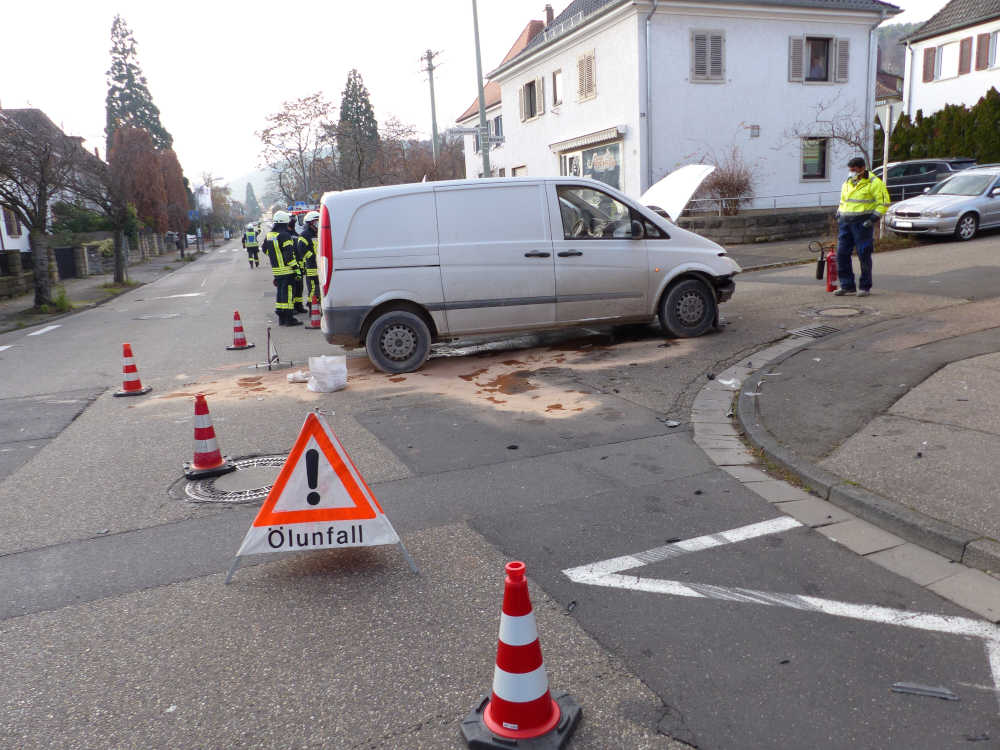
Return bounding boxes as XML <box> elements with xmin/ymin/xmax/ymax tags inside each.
<box><xmin>29</xmin><ymin>229</ymin><xmax>53</xmax><ymax>309</ymax></box>
<box><xmin>113</xmin><ymin>230</ymin><xmax>127</xmax><ymax>285</ymax></box>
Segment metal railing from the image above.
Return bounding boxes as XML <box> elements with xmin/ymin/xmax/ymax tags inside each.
<box><xmin>682</xmin><ymin>182</ymin><xmax>935</xmax><ymax>217</ymax></box>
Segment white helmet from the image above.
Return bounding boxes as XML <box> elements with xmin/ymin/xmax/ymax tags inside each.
<box><xmin>272</xmin><ymin>210</ymin><xmax>290</xmax><ymax>224</ymax></box>
<box><xmin>246</xmin><ymin>223</ymin><xmax>254</xmax><ymax>229</ymax></box>
<box><xmin>304</xmin><ymin>210</ymin><xmax>320</xmax><ymax>223</ymax></box>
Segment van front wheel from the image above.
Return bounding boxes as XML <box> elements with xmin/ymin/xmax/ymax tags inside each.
<box><xmin>365</xmin><ymin>310</ymin><xmax>432</xmax><ymax>374</ymax></box>
<box><xmin>659</xmin><ymin>279</ymin><xmax>717</xmax><ymax>338</ymax></box>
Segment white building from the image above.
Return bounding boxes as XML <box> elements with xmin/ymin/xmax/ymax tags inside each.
<box><xmin>902</xmin><ymin>0</ymin><xmax>1000</xmax><ymax>118</ymax></box>
<box><xmin>458</xmin><ymin>0</ymin><xmax>899</xmax><ymax>209</ymax></box>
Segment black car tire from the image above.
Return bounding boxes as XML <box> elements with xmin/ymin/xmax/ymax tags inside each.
<box><xmin>659</xmin><ymin>279</ymin><xmax>717</xmax><ymax>338</ymax></box>
<box><xmin>954</xmin><ymin>212</ymin><xmax>978</xmax><ymax>242</ymax></box>
<box><xmin>365</xmin><ymin>309</ymin><xmax>432</xmax><ymax>374</ymax></box>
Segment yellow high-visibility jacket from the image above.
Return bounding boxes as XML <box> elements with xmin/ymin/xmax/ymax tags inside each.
<box><xmin>838</xmin><ymin>172</ymin><xmax>891</xmax><ymax>220</ymax></box>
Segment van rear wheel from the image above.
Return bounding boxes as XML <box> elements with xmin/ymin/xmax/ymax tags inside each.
<box><xmin>659</xmin><ymin>279</ymin><xmax>717</xmax><ymax>338</ymax></box>
<box><xmin>365</xmin><ymin>310</ymin><xmax>432</xmax><ymax>374</ymax></box>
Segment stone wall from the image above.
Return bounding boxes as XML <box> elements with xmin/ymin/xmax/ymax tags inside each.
<box><xmin>678</xmin><ymin>207</ymin><xmax>836</xmax><ymax>245</ymax></box>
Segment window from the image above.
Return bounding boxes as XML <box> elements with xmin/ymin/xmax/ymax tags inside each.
<box><xmin>512</xmin><ymin>166</ymin><xmax>527</xmax><ymax>176</ymax></box>
<box><xmin>559</xmin><ymin>142</ymin><xmax>622</xmax><ymax>190</ymax></box>
<box><xmin>959</xmin><ymin>36</ymin><xmax>973</xmax><ymax>74</ymax></box>
<box><xmin>2</xmin><ymin>207</ymin><xmax>21</xmax><ymax>238</ymax></box>
<box><xmin>927</xmin><ymin>42</ymin><xmax>961</xmax><ymax>80</ymax></box>
<box><xmin>552</xmin><ymin>69</ymin><xmax>563</xmax><ymax>105</ymax></box>
<box><xmin>980</xmin><ymin>31</ymin><xmax>1000</xmax><ymax>69</ymax></box>
<box><xmin>691</xmin><ymin>30</ymin><xmax>725</xmax><ymax>82</ymax></box>
<box><xmin>577</xmin><ymin>52</ymin><xmax>596</xmax><ymax>100</ymax></box>
<box><xmin>749</xmin><ymin>124</ymin><xmax>761</xmax><ymax>138</ymax></box>
<box><xmin>801</xmin><ymin>137</ymin><xmax>828</xmax><ymax>180</ymax></box>
<box><xmin>498</xmin><ymin>168</ymin><xmax>506</xmax><ymax>177</ymax></box>
<box><xmin>518</xmin><ymin>78</ymin><xmax>544</xmax><ymax>121</ymax></box>
<box><xmin>789</xmin><ymin>37</ymin><xmax>848</xmax><ymax>82</ymax></box>
<box><xmin>556</xmin><ymin>186</ymin><xmax>638</xmax><ymax>240</ymax></box>
<box><xmin>493</xmin><ymin>115</ymin><xmax>503</xmax><ymax>139</ymax></box>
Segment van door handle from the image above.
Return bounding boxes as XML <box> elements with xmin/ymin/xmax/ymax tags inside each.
<box><xmin>557</xmin><ymin>250</ymin><xmax>583</xmax><ymax>257</ymax></box>
<box><xmin>523</xmin><ymin>250</ymin><xmax>551</xmax><ymax>258</ymax></box>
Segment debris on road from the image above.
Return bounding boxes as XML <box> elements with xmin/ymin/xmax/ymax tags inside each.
<box><xmin>286</xmin><ymin>370</ymin><xmax>310</xmax><ymax>383</ymax></box>
<box><xmin>890</xmin><ymin>682</ymin><xmax>959</xmax><ymax>701</ymax></box>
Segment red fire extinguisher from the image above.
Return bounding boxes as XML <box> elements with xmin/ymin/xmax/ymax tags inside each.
<box><xmin>825</xmin><ymin>248</ymin><xmax>838</xmax><ymax>292</ymax></box>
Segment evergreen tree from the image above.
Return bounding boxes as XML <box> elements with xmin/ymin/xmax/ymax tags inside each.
<box><xmin>337</xmin><ymin>69</ymin><xmax>379</xmax><ymax>188</ymax></box>
<box><xmin>245</xmin><ymin>182</ymin><xmax>262</xmax><ymax>219</ymax></box>
<box><xmin>105</xmin><ymin>15</ymin><xmax>173</xmax><ymax>155</ymax></box>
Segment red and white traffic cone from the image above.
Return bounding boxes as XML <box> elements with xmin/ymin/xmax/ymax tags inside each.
<box><xmin>461</xmin><ymin>561</ymin><xmax>581</xmax><ymax>749</ymax></box>
<box><xmin>305</xmin><ymin>295</ymin><xmax>321</xmax><ymax>330</ymax></box>
<box><xmin>114</xmin><ymin>343</ymin><xmax>152</xmax><ymax>397</ymax></box>
<box><xmin>226</xmin><ymin>310</ymin><xmax>255</xmax><ymax>350</ymax></box>
<box><xmin>183</xmin><ymin>393</ymin><xmax>236</xmax><ymax>479</ymax></box>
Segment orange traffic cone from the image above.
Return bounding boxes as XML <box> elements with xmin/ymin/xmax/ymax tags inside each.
<box><xmin>461</xmin><ymin>561</ymin><xmax>581</xmax><ymax>749</ymax></box>
<box><xmin>305</xmin><ymin>296</ymin><xmax>321</xmax><ymax>330</ymax></box>
<box><xmin>114</xmin><ymin>343</ymin><xmax>152</xmax><ymax>397</ymax></box>
<box><xmin>226</xmin><ymin>311</ymin><xmax>255</xmax><ymax>350</ymax></box>
<box><xmin>183</xmin><ymin>393</ymin><xmax>236</xmax><ymax>479</ymax></box>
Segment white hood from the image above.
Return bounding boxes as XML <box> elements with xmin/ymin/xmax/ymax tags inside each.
<box><xmin>639</xmin><ymin>164</ymin><xmax>715</xmax><ymax>222</ymax></box>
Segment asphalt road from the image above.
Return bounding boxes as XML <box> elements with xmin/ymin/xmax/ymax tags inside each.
<box><xmin>1</xmin><ymin>237</ymin><xmax>999</xmax><ymax>748</ymax></box>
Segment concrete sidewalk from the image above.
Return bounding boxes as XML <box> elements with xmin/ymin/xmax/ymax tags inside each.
<box><xmin>0</xmin><ymin>244</ymin><xmax>217</xmax><ymax>334</ymax></box>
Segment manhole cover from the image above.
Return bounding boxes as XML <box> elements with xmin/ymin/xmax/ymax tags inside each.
<box><xmin>817</xmin><ymin>307</ymin><xmax>862</xmax><ymax>318</ymax></box>
<box><xmin>176</xmin><ymin>454</ymin><xmax>286</xmax><ymax>504</ymax></box>
<box><xmin>135</xmin><ymin>313</ymin><xmax>181</xmax><ymax>320</ymax></box>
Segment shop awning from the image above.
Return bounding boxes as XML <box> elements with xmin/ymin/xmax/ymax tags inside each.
<box><xmin>548</xmin><ymin>126</ymin><xmax>626</xmax><ymax>154</ymax></box>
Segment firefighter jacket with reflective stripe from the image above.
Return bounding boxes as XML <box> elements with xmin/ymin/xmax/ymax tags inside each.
<box><xmin>243</xmin><ymin>229</ymin><xmax>259</xmax><ymax>247</ymax></box>
<box><xmin>263</xmin><ymin>230</ymin><xmax>299</xmax><ymax>276</ymax></box>
<box><xmin>297</xmin><ymin>229</ymin><xmax>319</xmax><ymax>277</ymax></box>
<box><xmin>838</xmin><ymin>172</ymin><xmax>891</xmax><ymax>221</ymax></box>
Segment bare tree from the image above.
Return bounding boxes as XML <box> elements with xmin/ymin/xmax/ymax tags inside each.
<box><xmin>0</xmin><ymin>110</ymin><xmax>82</xmax><ymax>307</ymax></box>
<box><xmin>783</xmin><ymin>93</ymin><xmax>872</xmax><ymax>166</ymax></box>
<box><xmin>257</xmin><ymin>93</ymin><xmax>335</xmax><ymax>204</ymax></box>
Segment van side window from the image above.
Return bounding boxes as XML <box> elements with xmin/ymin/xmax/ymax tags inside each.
<box><xmin>556</xmin><ymin>186</ymin><xmax>636</xmax><ymax>240</ymax></box>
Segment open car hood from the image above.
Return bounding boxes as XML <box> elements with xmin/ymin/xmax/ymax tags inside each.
<box><xmin>639</xmin><ymin>164</ymin><xmax>715</xmax><ymax>222</ymax></box>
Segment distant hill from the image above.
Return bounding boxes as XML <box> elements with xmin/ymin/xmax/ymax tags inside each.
<box><xmin>878</xmin><ymin>22</ymin><xmax>923</xmax><ymax>76</ymax></box>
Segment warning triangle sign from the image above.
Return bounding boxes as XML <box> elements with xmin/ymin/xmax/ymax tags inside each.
<box><xmin>234</xmin><ymin>412</ymin><xmax>400</xmax><ymax>557</ymax></box>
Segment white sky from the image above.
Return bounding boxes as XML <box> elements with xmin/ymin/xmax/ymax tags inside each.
<box><xmin>3</xmin><ymin>0</ymin><xmax>946</xmax><ymax>190</ymax></box>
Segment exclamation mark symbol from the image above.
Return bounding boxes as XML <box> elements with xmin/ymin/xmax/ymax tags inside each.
<box><xmin>306</xmin><ymin>449</ymin><xmax>320</xmax><ymax>505</ymax></box>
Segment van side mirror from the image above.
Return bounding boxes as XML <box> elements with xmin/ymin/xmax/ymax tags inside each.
<box><xmin>923</xmin><ymin>187</ymin><xmax>930</xmax><ymax>193</ymax></box>
<box><xmin>991</xmin><ymin>187</ymin><xmax>1000</xmax><ymax>198</ymax></box>
<box><xmin>630</xmin><ymin>219</ymin><xmax>645</xmax><ymax>239</ymax></box>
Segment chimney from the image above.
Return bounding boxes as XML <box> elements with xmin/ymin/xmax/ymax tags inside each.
<box><xmin>545</xmin><ymin>4</ymin><xmax>554</xmax><ymax>25</ymax></box>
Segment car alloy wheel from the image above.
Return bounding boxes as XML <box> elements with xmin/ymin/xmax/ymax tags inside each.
<box><xmin>956</xmin><ymin>213</ymin><xmax>978</xmax><ymax>241</ymax></box>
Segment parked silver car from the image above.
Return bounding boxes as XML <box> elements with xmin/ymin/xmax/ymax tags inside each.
<box><xmin>884</xmin><ymin>167</ymin><xmax>1000</xmax><ymax>241</ymax></box>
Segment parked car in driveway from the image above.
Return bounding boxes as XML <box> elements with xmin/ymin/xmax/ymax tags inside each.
<box><xmin>884</xmin><ymin>167</ymin><xmax>1000</xmax><ymax>241</ymax></box>
<box><xmin>874</xmin><ymin>158</ymin><xmax>977</xmax><ymax>202</ymax></box>
<box><xmin>316</xmin><ymin>172</ymin><xmax>741</xmax><ymax>373</ymax></box>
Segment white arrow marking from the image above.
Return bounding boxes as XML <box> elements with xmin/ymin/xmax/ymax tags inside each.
<box><xmin>27</xmin><ymin>325</ymin><xmax>60</xmax><ymax>336</ymax></box>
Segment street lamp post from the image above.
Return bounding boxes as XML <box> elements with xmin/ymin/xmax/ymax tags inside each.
<box><xmin>471</xmin><ymin>0</ymin><xmax>491</xmax><ymax>177</ymax></box>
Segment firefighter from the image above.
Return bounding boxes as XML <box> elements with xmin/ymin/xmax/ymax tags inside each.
<box><xmin>297</xmin><ymin>210</ymin><xmax>320</xmax><ymax>309</ymax></box>
<box><xmin>289</xmin><ymin>214</ymin><xmax>307</xmax><ymax>313</ymax></box>
<box><xmin>262</xmin><ymin>210</ymin><xmax>301</xmax><ymax>326</ymax></box>
<box><xmin>242</xmin><ymin>223</ymin><xmax>260</xmax><ymax>268</ymax></box>
<box><xmin>834</xmin><ymin>157</ymin><xmax>891</xmax><ymax>297</ymax></box>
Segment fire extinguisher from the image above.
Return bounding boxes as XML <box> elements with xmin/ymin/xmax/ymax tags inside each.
<box><xmin>825</xmin><ymin>248</ymin><xmax>838</xmax><ymax>292</ymax></box>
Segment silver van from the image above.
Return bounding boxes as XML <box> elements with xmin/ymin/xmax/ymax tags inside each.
<box><xmin>315</xmin><ymin>176</ymin><xmax>740</xmax><ymax>373</ymax></box>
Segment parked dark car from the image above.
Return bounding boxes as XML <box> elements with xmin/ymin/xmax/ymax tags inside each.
<box><xmin>874</xmin><ymin>158</ymin><xmax>977</xmax><ymax>202</ymax></box>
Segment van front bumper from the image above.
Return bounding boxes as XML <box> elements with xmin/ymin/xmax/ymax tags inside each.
<box><xmin>713</xmin><ymin>276</ymin><xmax>735</xmax><ymax>303</ymax></box>
<box><xmin>323</xmin><ymin>306</ymin><xmax>370</xmax><ymax>346</ymax></box>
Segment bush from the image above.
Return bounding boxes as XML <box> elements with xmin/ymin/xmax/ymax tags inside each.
<box><xmin>697</xmin><ymin>145</ymin><xmax>756</xmax><ymax>216</ymax></box>
<box><xmin>51</xmin><ymin>202</ymin><xmax>112</xmax><ymax>234</ymax></box>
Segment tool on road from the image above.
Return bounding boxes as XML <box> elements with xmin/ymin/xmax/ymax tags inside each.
<box><xmin>225</xmin><ymin>411</ymin><xmax>417</xmax><ymax>583</ymax></box>
<box><xmin>461</xmin><ymin>561</ymin><xmax>581</xmax><ymax>749</ymax></box>
<box><xmin>254</xmin><ymin>326</ymin><xmax>290</xmax><ymax>370</ymax></box>
<box><xmin>183</xmin><ymin>394</ymin><xmax>236</xmax><ymax>479</ymax></box>
<box><xmin>305</xmin><ymin>296</ymin><xmax>321</xmax><ymax>329</ymax></box>
<box><xmin>113</xmin><ymin>343</ymin><xmax>152</xmax><ymax>397</ymax></box>
<box><xmin>226</xmin><ymin>311</ymin><xmax>255</xmax><ymax>350</ymax></box>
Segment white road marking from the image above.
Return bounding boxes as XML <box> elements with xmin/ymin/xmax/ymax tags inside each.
<box><xmin>0</xmin><ymin>345</ymin><xmax>11</xmax><ymax>352</ymax></box>
<box><xmin>200</xmin><ymin>278</ymin><xmax>207</xmax><ymax>287</ymax></box>
<box><xmin>563</xmin><ymin>518</ymin><xmax>1000</xmax><ymax>713</ymax></box>
<box><xmin>150</xmin><ymin>293</ymin><xmax>204</xmax><ymax>300</ymax></box>
<box><xmin>27</xmin><ymin>325</ymin><xmax>60</xmax><ymax>336</ymax></box>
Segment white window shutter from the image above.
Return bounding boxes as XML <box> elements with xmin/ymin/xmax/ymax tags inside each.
<box><xmin>788</xmin><ymin>36</ymin><xmax>804</xmax><ymax>82</ymax></box>
<box><xmin>518</xmin><ymin>85</ymin><xmax>525</xmax><ymax>122</ymax></box>
<box><xmin>577</xmin><ymin>56</ymin><xmax>586</xmax><ymax>99</ymax></box>
<box><xmin>710</xmin><ymin>33</ymin><xmax>725</xmax><ymax>79</ymax></box>
<box><xmin>692</xmin><ymin>32</ymin><xmax>708</xmax><ymax>79</ymax></box>
<box><xmin>587</xmin><ymin>53</ymin><xmax>596</xmax><ymax>96</ymax></box>
<box><xmin>835</xmin><ymin>38</ymin><xmax>850</xmax><ymax>82</ymax></box>
<box><xmin>535</xmin><ymin>76</ymin><xmax>545</xmax><ymax>115</ymax></box>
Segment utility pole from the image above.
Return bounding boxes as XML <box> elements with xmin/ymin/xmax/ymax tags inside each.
<box><xmin>471</xmin><ymin>0</ymin><xmax>491</xmax><ymax>177</ymax></box>
<box><xmin>422</xmin><ymin>49</ymin><xmax>441</xmax><ymax>165</ymax></box>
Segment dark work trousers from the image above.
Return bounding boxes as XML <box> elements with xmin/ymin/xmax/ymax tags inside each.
<box><xmin>836</xmin><ymin>219</ymin><xmax>874</xmax><ymax>292</ymax></box>
<box><xmin>246</xmin><ymin>247</ymin><xmax>259</xmax><ymax>267</ymax></box>
<box><xmin>275</xmin><ymin>276</ymin><xmax>295</xmax><ymax>320</ymax></box>
<box><xmin>292</xmin><ymin>275</ymin><xmax>304</xmax><ymax>307</ymax></box>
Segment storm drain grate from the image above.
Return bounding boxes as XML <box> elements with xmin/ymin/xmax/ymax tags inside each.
<box><xmin>787</xmin><ymin>325</ymin><xmax>840</xmax><ymax>339</ymax></box>
<box><xmin>180</xmin><ymin>454</ymin><xmax>287</xmax><ymax>504</ymax></box>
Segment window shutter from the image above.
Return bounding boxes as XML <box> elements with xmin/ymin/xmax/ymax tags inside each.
<box><xmin>834</xmin><ymin>38</ymin><xmax>849</xmax><ymax>82</ymax></box>
<box><xmin>976</xmin><ymin>33</ymin><xmax>991</xmax><ymax>70</ymax></box>
<box><xmin>535</xmin><ymin>76</ymin><xmax>545</xmax><ymax>115</ymax></box>
<box><xmin>518</xmin><ymin>86</ymin><xmax>526</xmax><ymax>122</ymax></box>
<box><xmin>922</xmin><ymin>47</ymin><xmax>936</xmax><ymax>82</ymax></box>
<box><xmin>959</xmin><ymin>37</ymin><xmax>973</xmax><ymax>74</ymax></box>
<box><xmin>788</xmin><ymin>37</ymin><xmax>804</xmax><ymax>82</ymax></box>
<box><xmin>710</xmin><ymin>33</ymin><xmax>724</xmax><ymax>79</ymax></box>
<box><xmin>577</xmin><ymin>56</ymin><xmax>587</xmax><ymax>99</ymax></box>
<box><xmin>692</xmin><ymin>31</ymin><xmax>708</xmax><ymax>79</ymax></box>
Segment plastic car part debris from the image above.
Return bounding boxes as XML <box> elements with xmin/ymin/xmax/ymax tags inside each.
<box><xmin>286</xmin><ymin>370</ymin><xmax>310</xmax><ymax>383</ymax></box>
<box><xmin>718</xmin><ymin>377</ymin><xmax>740</xmax><ymax>388</ymax></box>
<box><xmin>890</xmin><ymin>682</ymin><xmax>959</xmax><ymax>701</ymax></box>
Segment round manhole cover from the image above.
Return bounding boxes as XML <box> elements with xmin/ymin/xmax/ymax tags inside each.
<box><xmin>174</xmin><ymin>454</ymin><xmax>286</xmax><ymax>504</ymax></box>
<box><xmin>816</xmin><ymin>307</ymin><xmax>863</xmax><ymax>317</ymax></box>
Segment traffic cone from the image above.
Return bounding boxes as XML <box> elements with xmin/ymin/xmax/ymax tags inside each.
<box><xmin>305</xmin><ymin>296</ymin><xmax>321</xmax><ymax>330</ymax></box>
<box><xmin>114</xmin><ymin>343</ymin><xmax>152</xmax><ymax>397</ymax></box>
<box><xmin>461</xmin><ymin>561</ymin><xmax>581</xmax><ymax>749</ymax></box>
<box><xmin>183</xmin><ymin>393</ymin><xmax>236</xmax><ymax>479</ymax></box>
<box><xmin>226</xmin><ymin>310</ymin><xmax>255</xmax><ymax>350</ymax></box>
